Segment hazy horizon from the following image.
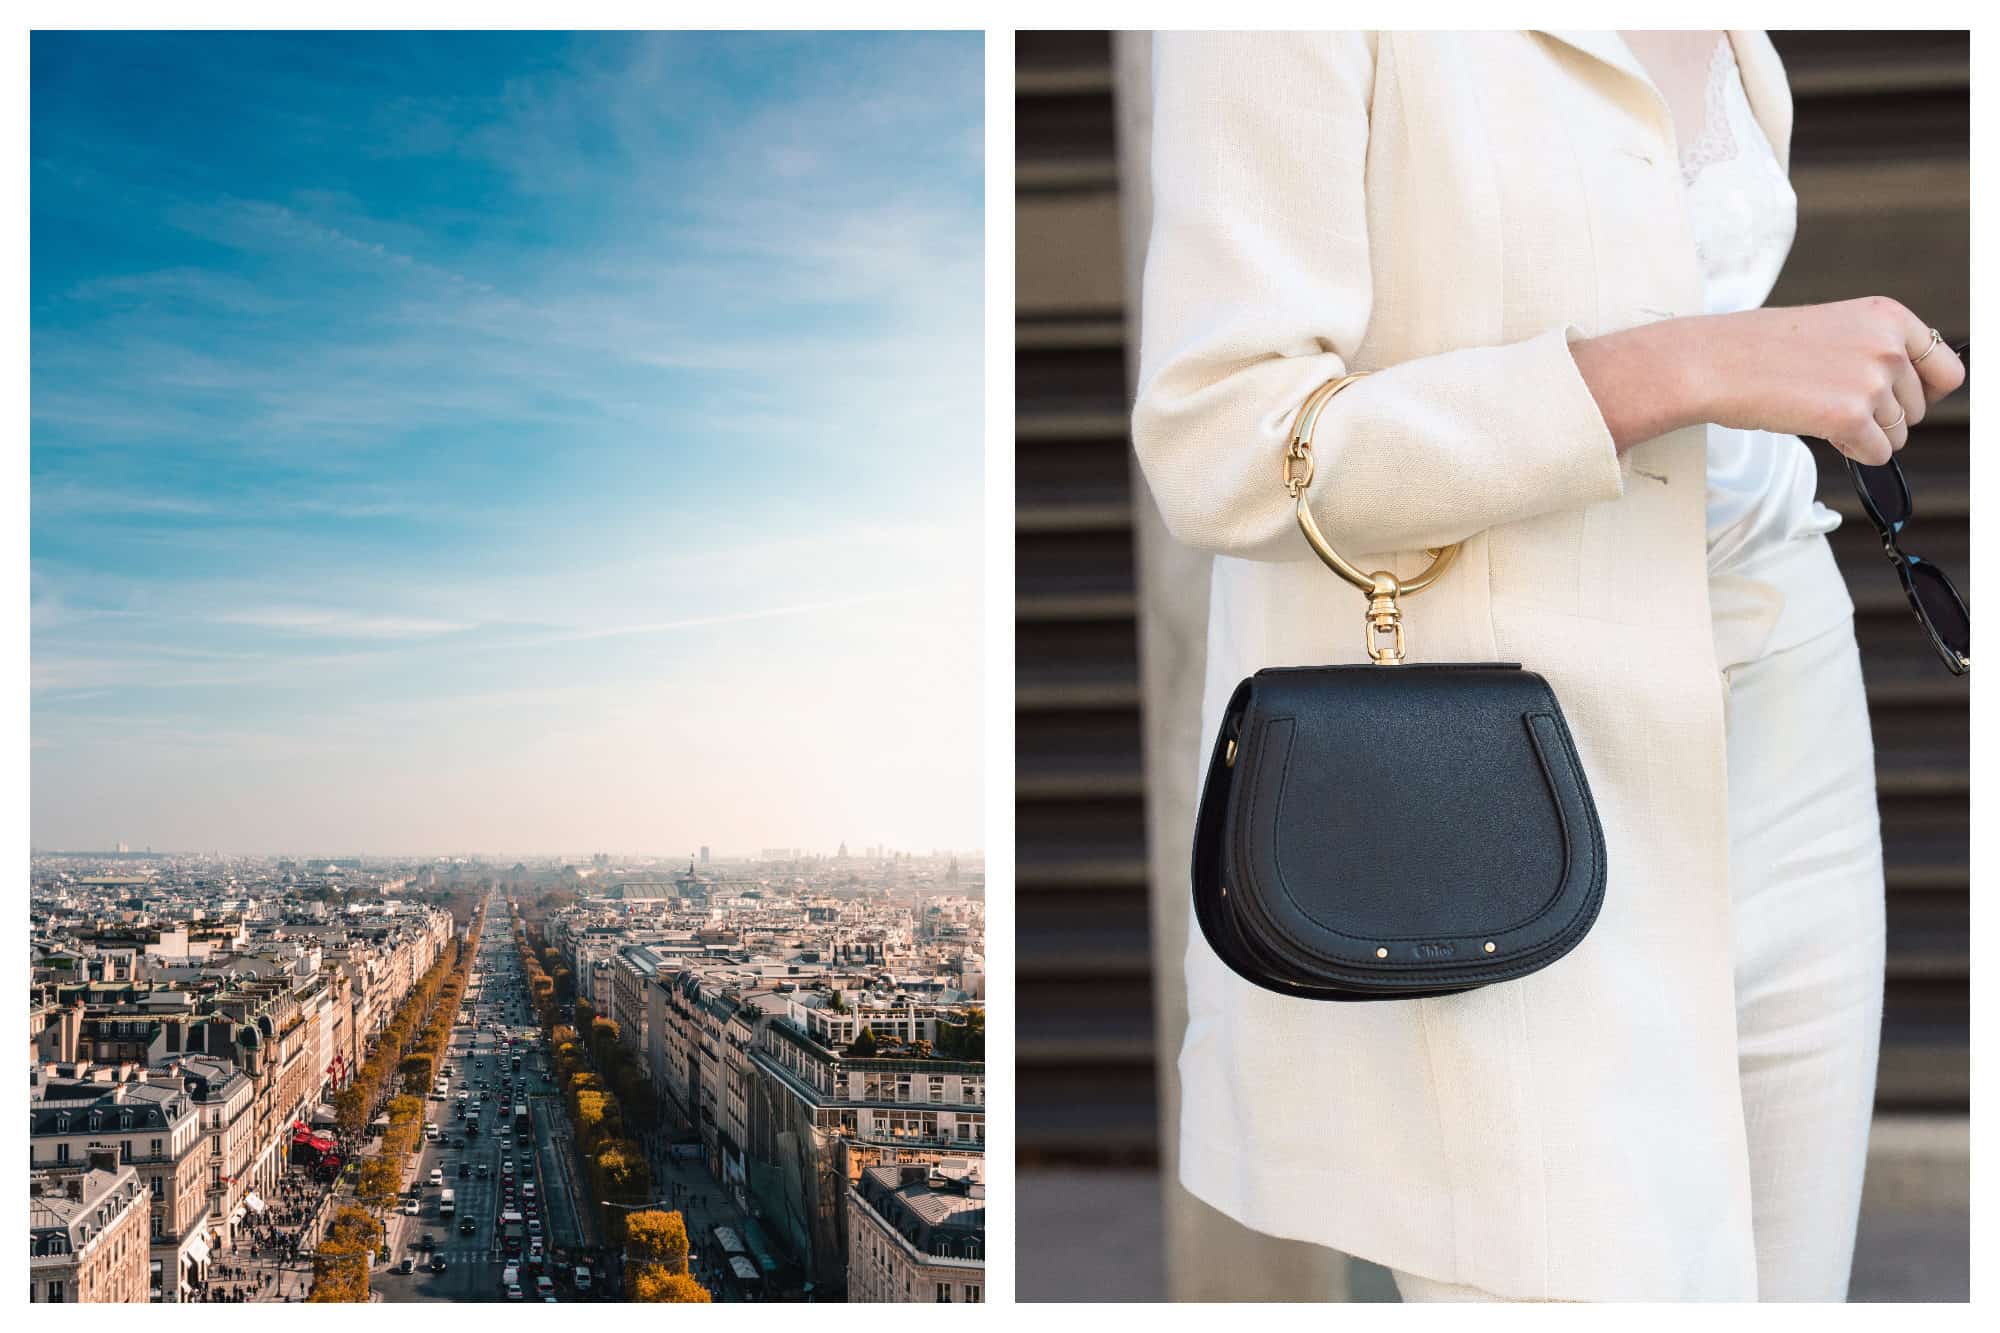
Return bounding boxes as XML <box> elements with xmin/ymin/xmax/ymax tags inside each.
<box><xmin>29</xmin><ymin>843</ymin><xmax>984</xmax><ymax>861</ymax></box>
<box><xmin>31</xmin><ymin>32</ymin><xmax>984</xmax><ymax>855</ymax></box>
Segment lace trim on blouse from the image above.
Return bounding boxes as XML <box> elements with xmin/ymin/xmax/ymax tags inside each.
<box><xmin>1679</xmin><ymin>36</ymin><xmax>1740</xmax><ymax>188</ymax></box>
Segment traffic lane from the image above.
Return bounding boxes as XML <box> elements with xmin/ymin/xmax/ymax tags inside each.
<box><xmin>389</xmin><ymin>1087</ymin><xmax>510</xmax><ymax>1293</ymax></box>
<box><xmin>389</xmin><ymin>989</ymin><xmax>513</xmax><ymax>1296</ymax></box>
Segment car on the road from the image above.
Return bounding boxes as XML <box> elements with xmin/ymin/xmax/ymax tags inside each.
<box><xmin>403</xmin><ymin>1199</ymin><xmax>420</xmax><ymax>1216</ymax></box>
<box><xmin>527</xmin><ymin>1218</ymin><xmax>542</xmax><ymax>1237</ymax></box>
<box><xmin>458</xmin><ymin>1162</ymin><xmax>471</xmax><ymax>1178</ymax></box>
<box><xmin>477</xmin><ymin>1162</ymin><xmax>489</xmax><ymax>1177</ymax></box>
<box><xmin>535</xmin><ymin>1276</ymin><xmax>555</xmax><ymax>1298</ymax></box>
<box><xmin>459</xmin><ymin>1218</ymin><xmax>477</xmax><ymax>1235</ymax></box>
<box><xmin>502</xmin><ymin>1263</ymin><xmax>519</xmax><ymax>1288</ymax></box>
<box><xmin>522</xmin><ymin>1182</ymin><xmax>536</xmax><ymax>1199</ymax></box>
<box><xmin>418</xmin><ymin>1233</ymin><xmax>435</xmax><ymax>1251</ymax></box>
<box><xmin>506</xmin><ymin>1284</ymin><xmax>524</xmax><ymax>1301</ymax></box>
<box><xmin>429</xmin><ymin>1255</ymin><xmax>448</xmax><ymax>1275</ymax></box>
<box><xmin>397</xmin><ymin>1256</ymin><xmax>414</xmax><ymax>1275</ymax></box>
<box><xmin>427</xmin><ymin>1168</ymin><xmax>443</xmax><ymax>1187</ymax></box>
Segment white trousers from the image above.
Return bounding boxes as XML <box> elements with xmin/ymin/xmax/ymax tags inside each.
<box><xmin>1395</xmin><ymin>611</ymin><xmax>1887</xmax><ymax>1302</ymax></box>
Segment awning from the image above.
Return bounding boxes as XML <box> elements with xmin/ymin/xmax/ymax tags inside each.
<box><xmin>229</xmin><ymin>1204</ymin><xmax>246</xmax><ymax>1224</ymax></box>
<box><xmin>310</xmin><ymin>1104</ymin><xmax>338</xmax><ymax>1126</ymax></box>
<box><xmin>742</xmin><ymin>1219</ymin><xmax>780</xmax><ymax>1274</ymax></box>
<box><xmin>244</xmin><ymin>1193</ymin><xmax>267</xmax><ymax>1214</ymax></box>
<box><xmin>185</xmin><ymin>1235</ymin><xmax>211</xmax><ymax>1266</ymax></box>
<box><xmin>728</xmin><ymin>1255</ymin><xmax>760</xmax><ymax>1283</ymax></box>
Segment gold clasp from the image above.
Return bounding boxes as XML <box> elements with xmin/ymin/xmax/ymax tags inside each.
<box><xmin>1364</xmin><ymin>573</ymin><xmax>1406</xmax><ymax>665</ymax></box>
<box><xmin>1281</xmin><ymin>439</ymin><xmax>1315</xmax><ymax>497</ymax></box>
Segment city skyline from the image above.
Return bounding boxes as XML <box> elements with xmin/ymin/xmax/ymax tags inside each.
<box><xmin>31</xmin><ymin>31</ymin><xmax>984</xmax><ymax>856</ymax></box>
<box><xmin>30</xmin><ymin>844</ymin><xmax>984</xmax><ymax>861</ymax></box>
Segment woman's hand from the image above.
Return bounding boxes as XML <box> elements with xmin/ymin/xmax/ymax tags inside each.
<box><xmin>1693</xmin><ymin>297</ymin><xmax>1966</xmax><ymax>464</ymax></box>
<box><xmin>1570</xmin><ymin>295</ymin><xmax>1966</xmax><ymax>465</ymax></box>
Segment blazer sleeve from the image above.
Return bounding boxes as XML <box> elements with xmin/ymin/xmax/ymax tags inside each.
<box><xmin>1131</xmin><ymin>31</ymin><xmax>1627</xmax><ymax>562</ymax></box>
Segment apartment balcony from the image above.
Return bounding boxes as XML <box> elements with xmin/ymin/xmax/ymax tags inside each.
<box><xmin>847</xmin><ymin>1131</ymin><xmax>986</xmax><ymax>1154</ymax></box>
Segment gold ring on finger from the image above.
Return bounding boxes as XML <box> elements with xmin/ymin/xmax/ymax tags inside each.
<box><xmin>1912</xmin><ymin>328</ymin><xmax>1942</xmax><ymax>365</ymax></box>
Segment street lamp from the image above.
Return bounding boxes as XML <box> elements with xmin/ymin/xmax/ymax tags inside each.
<box><xmin>597</xmin><ymin>1199</ymin><xmax>685</xmax><ymax>1292</ymax></box>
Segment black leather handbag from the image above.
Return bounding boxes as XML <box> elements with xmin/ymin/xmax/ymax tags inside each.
<box><xmin>1190</xmin><ymin>372</ymin><xmax>1608</xmax><ymax>1001</ymax></box>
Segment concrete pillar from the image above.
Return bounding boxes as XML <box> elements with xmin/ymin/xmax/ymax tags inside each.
<box><xmin>1111</xmin><ymin>31</ymin><xmax>1356</xmax><ymax>1302</ymax></box>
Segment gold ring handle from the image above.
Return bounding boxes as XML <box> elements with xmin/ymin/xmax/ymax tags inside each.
<box><xmin>1295</xmin><ymin>500</ymin><xmax>1460</xmax><ymax>595</ymax></box>
<box><xmin>1285</xmin><ymin>370</ymin><xmax>1461</xmax><ymax>663</ymax></box>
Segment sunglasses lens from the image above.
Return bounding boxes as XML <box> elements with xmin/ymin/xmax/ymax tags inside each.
<box><xmin>1904</xmin><ymin>559</ymin><xmax>1969</xmax><ymax>659</ymax></box>
<box><xmin>1853</xmin><ymin>459</ymin><xmax>1912</xmax><ymax>529</ymax></box>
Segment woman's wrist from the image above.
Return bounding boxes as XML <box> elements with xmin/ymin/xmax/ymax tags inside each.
<box><xmin>1569</xmin><ymin>314</ymin><xmax>1726</xmax><ymax>455</ymax></box>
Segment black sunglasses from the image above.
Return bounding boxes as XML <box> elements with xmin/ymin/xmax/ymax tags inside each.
<box><xmin>1838</xmin><ymin>338</ymin><xmax>1969</xmax><ymax>676</ymax></box>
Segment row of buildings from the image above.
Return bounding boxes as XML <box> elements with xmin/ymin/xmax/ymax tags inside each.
<box><xmin>543</xmin><ymin>855</ymin><xmax>985</xmax><ymax>1301</ymax></box>
<box><xmin>27</xmin><ymin>857</ymin><xmax>457</xmax><ymax>1302</ymax></box>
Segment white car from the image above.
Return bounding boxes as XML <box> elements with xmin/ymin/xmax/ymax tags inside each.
<box><xmin>506</xmin><ymin>1284</ymin><xmax>524</xmax><ymax>1301</ymax></box>
<box><xmin>403</xmin><ymin>1199</ymin><xmax>419</xmax><ymax>1216</ymax></box>
<box><xmin>427</xmin><ymin>1168</ymin><xmax>443</xmax><ymax>1187</ymax></box>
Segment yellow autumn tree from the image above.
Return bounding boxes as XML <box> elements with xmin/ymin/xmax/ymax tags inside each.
<box><xmin>624</xmin><ymin>1209</ymin><xmax>690</xmax><ymax>1274</ymax></box>
<box><xmin>308</xmin><ymin>1207</ymin><xmax>380</xmax><ymax>1302</ymax></box>
<box><xmin>631</xmin><ymin>1268</ymin><xmax>711</xmax><ymax>1303</ymax></box>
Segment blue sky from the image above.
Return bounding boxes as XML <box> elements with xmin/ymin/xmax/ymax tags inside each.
<box><xmin>31</xmin><ymin>31</ymin><xmax>984</xmax><ymax>857</ymax></box>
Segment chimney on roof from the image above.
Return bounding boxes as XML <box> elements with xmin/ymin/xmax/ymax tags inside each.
<box><xmin>65</xmin><ymin>1177</ymin><xmax>84</xmax><ymax>1201</ymax></box>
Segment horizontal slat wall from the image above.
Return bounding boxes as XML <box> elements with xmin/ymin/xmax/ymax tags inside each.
<box><xmin>1016</xmin><ymin>29</ymin><xmax>1970</xmax><ymax>1164</ymax></box>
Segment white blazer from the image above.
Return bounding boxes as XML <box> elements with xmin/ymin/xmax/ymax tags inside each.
<box><xmin>1133</xmin><ymin>31</ymin><xmax>1798</xmax><ymax>1300</ymax></box>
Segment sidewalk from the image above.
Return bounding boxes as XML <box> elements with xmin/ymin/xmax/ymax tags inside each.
<box><xmin>198</xmin><ymin>1168</ymin><xmax>343</xmax><ymax>1303</ymax></box>
<box><xmin>636</xmin><ymin>1124</ymin><xmax>753</xmax><ymax>1298</ymax></box>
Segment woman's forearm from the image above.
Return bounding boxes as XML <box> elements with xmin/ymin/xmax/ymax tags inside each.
<box><xmin>1566</xmin><ymin>316</ymin><xmax>1717</xmax><ymax>456</ymax></box>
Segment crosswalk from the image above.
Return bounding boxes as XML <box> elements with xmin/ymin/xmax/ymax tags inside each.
<box><xmin>405</xmin><ymin>1245</ymin><xmax>499</xmax><ymax>1265</ymax></box>
<box><xmin>397</xmin><ymin>1241</ymin><xmax>554</xmax><ymax>1268</ymax></box>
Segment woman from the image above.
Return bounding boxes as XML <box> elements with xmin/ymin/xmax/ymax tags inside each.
<box><xmin>1131</xmin><ymin>31</ymin><xmax>1965</xmax><ymax>1302</ymax></box>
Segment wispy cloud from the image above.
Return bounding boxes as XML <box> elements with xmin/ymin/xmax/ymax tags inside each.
<box><xmin>208</xmin><ymin>608</ymin><xmax>477</xmax><ymax>638</ymax></box>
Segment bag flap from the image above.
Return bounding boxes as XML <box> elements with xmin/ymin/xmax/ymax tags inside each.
<box><xmin>1204</xmin><ymin>663</ymin><xmax>1605</xmax><ymax>989</ymax></box>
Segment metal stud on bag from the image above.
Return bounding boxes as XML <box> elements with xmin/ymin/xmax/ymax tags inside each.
<box><xmin>1284</xmin><ymin>371</ymin><xmax>1460</xmax><ymax>664</ymax></box>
